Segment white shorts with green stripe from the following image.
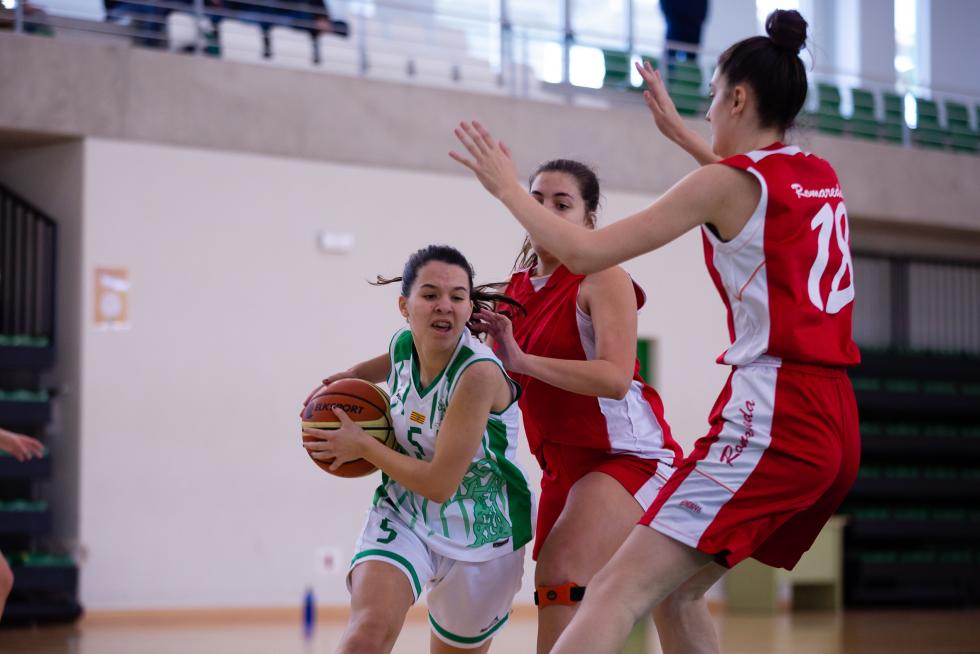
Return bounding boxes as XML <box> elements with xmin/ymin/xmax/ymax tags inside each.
<box><xmin>348</xmin><ymin>504</ymin><xmax>525</xmax><ymax>649</ymax></box>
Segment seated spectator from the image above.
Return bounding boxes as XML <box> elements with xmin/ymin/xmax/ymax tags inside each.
<box><xmin>0</xmin><ymin>1</ymin><xmax>55</xmax><ymax>36</ymax></box>
<box><xmin>106</xmin><ymin>0</ymin><xmax>224</xmax><ymax>49</ymax></box>
<box><xmin>105</xmin><ymin>0</ymin><xmax>170</xmax><ymax>47</ymax></box>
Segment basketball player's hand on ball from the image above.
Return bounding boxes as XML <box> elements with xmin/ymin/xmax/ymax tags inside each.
<box><xmin>299</xmin><ymin>371</ymin><xmax>357</xmax><ymax>417</ymax></box>
<box><xmin>471</xmin><ymin>309</ymin><xmax>527</xmax><ymax>375</ymax></box>
<box><xmin>0</xmin><ymin>428</ymin><xmax>45</xmax><ymax>462</ymax></box>
<box><xmin>302</xmin><ymin>409</ymin><xmax>370</xmax><ymax>471</ymax></box>
<box><xmin>449</xmin><ymin>121</ymin><xmax>522</xmax><ymax>200</ymax></box>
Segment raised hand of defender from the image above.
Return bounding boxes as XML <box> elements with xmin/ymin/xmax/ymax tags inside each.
<box><xmin>635</xmin><ymin>61</ymin><xmax>719</xmax><ymax>165</ymax></box>
<box><xmin>302</xmin><ymin>409</ymin><xmax>370</xmax><ymax>471</ymax></box>
<box><xmin>0</xmin><ymin>428</ymin><xmax>45</xmax><ymax>462</ymax></box>
<box><xmin>637</xmin><ymin>62</ymin><xmax>687</xmax><ymax>143</ymax></box>
<box><xmin>449</xmin><ymin>121</ymin><xmax>522</xmax><ymax>199</ymax></box>
<box><xmin>471</xmin><ymin>309</ymin><xmax>527</xmax><ymax>375</ymax></box>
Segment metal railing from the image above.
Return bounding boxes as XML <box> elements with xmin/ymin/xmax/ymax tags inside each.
<box><xmin>3</xmin><ymin>0</ymin><xmax>979</xmax><ymax>145</ymax></box>
<box><xmin>0</xmin><ymin>184</ymin><xmax>58</xmax><ymax>345</ymax></box>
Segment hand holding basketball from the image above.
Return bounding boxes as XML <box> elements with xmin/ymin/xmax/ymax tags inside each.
<box><xmin>302</xmin><ymin>409</ymin><xmax>369</xmax><ymax>472</ymax></box>
<box><xmin>300</xmin><ymin>378</ymin><xmax>395</xmax><ymax>477</ymax></box>
<box><xmin>299</xmin><ymin>370</ymin><xmax>357</xmax><ymax>418</ymax></box>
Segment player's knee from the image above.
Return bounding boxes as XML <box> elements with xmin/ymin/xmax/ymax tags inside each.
<box><xmin>534</xmin><ymin>539</ymin><xmax>592</xmax><ymax>587</ymax></box>
<box><xmin>654</xmin><ymin>587</ymin><xmax>708</xmax><ymax>622</ymax></box>
<box><xmin>342</xmin><ymin>612</ymin><xmax>400</xmax><ymax>653</ymax></box>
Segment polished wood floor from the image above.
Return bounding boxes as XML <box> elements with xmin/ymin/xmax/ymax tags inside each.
<box><xmin>1</xmin><ymin>606</ymin><xmax>979</xmax><ymax>653</ymax></box>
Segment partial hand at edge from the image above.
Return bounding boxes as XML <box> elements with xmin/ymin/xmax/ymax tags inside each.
<box><xmin>449</xmin><ymin>121</ymin><xmax>525</xmax><ymax>200</ymax></box>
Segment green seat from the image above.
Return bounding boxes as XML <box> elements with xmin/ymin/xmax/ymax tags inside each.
<box><xmin>881</xmin><ymin>92</ymin><xmax>905</xmax><ymax>144</ymax></box>
<box><xmin>912</xmin><ymin>98</ymin><xmax>948</xmax><ymax>149</ymax></box>
<box><xmin>666</xmin><ymin>60</ymin><xmax>705</xmax><ymax>115</ymax></box>
<box><xmin>946</xmin><ymin>101</ymin><xmax>971</xmax><ymax>130</ymax></box>
<box><xmin>602</xmin><ymin>49</ymin><xmax>632</xmax><ymax>90</ymax></box>
<box><xmin>815</xmin><ymin>83</ymin><xmax>845</xmax><ymax>135</ymax></box>
<box><xmin>849</xmin><ymin>88</ymin><xmax>879</xmax><ymax>140</ymax></box>
<box><xmin>944</xmin><ymin>101</ymin><xmax>978</xmax><ymax>153</ymax></box>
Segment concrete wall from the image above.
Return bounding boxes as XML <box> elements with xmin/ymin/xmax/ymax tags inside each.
<box><xmin>929</xmin><ymin>0</ymin><xmax>980</xmax><ymax>98</ymax></box>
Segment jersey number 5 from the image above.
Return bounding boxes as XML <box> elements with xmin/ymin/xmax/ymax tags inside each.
<box><xmin>807</xmin><ymin>201</ymin><xmax>855</xmax><ymax>314</ymax></box>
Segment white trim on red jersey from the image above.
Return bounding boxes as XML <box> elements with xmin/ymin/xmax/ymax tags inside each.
<box><xmin>648</xmin><ymin>365</ymin><xmax>777</xmax><ymax>547</ymax></box>
<box><xmin>575</xmin><ymin>303</ymin><xmax>674</xmax><ymax>462</ymax></box>
<box><xmin>702</xmin><ymin>143</ymin><xmax>858</xmax><ymax>368</ymax></box>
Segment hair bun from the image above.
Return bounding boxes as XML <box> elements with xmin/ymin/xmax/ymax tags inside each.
<box><xmin>766</xmin><ymin>9</ymin><xmax>807</xmax><ymax>54</ymax></box>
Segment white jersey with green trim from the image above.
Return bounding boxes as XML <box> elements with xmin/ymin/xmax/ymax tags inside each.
<box><xmin>373</xmin><ymin>327</ymin><xmax>534</xmax><ymax>562</ymax></box>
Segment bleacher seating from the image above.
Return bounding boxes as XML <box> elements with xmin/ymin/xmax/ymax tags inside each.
<box><xmin>15</xmin><ymin>3</ymin><xmax>980</xmax><ymax>151</ymax></box>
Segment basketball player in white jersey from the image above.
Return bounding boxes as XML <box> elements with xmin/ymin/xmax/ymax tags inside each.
<box><xmin>302</xmin><ymin>245</ymin><xmax>534</xmax><ymax>653</ymax></box>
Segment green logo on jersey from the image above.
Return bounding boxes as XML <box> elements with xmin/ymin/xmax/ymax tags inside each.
<box><xmin>453</xmin><ymin>459</ymin><xmax>512</xmax><ymax>548</ymax></box>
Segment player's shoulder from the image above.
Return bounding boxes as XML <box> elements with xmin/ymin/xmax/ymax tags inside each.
<box><xmin>390</xmin><ymin>327</ymin><xmax>413</xmax><ymax>358</ymax></box>
<box><xmin>582</xmin><ymin>265</ymin><xmax>632</xmax><ymax>292</ymax></box>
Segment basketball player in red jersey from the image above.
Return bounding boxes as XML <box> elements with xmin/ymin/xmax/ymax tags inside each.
<box><xmin>452</xmin><ymin>9</ymin><xmax>860</xmax><ymax>653</ymax></box>
<box><xmin>470</xmin><ymin>159</ymin><xmax>713</xmax><ymax>653</ymax></box>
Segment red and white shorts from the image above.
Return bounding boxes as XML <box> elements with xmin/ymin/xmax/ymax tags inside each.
<box><xmin>640</xmin><ymin>361</ymin><xmax>859</xmax><ymax>570</ymax></box>
<box><xmin>534</xmin><ymin>440</ymin><xmax>673</xmax><ymax>560</ymax></box>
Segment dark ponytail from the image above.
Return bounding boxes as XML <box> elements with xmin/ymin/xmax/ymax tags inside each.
<box><xmin>716</xmin><ymin>9</ymin><xmax>809</xmax><ymax>132</ymax></box>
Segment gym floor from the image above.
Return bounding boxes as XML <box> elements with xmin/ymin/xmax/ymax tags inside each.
<box><xmin>1</xmin><ymin>606</ymin><xmax>979</xmax><ymax>653</ymax></box>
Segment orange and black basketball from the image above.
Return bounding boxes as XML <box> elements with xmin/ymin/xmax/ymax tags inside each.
<box><xmin>301</xmin><ymin>378</ymin><xmax>395</xmax><ymax>478</ymax></box>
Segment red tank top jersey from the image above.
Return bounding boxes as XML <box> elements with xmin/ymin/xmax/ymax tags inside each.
<box><xmin>502</xmin><ymin>264</ymin><xmax>680</xmax><ymax>462</ymax></box>
<box><xmin>705</xmin><ymin>143</ymin><xmax>861</xmax><ymax>367</ymax></box>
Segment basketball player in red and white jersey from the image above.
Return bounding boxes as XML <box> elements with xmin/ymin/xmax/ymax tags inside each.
<box><xmin>469</xmin><ymin>159</ymin><xmax>702</xmax><ymax>653</ymax></box>
<box><xmin>451</xmin><ymin>9</ymin><xmax>860</xmax><ymax>653</ymax></box>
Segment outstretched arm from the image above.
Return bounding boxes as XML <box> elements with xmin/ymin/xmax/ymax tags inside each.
<box><xmin>450</xmin><ymin>122</ymin><xmax>757</xmax><ymax>275</ymax></box>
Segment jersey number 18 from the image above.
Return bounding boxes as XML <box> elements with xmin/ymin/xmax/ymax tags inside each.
<box><xmin>807</xmin><ymin>201</ymin><xmax>855</xmax><ymax>314</ymax></box>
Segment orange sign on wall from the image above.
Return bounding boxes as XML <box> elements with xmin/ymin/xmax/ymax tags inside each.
<box><xmin>95</xmin><ymin>267</ymin><xmax>130</xmax><ymax>329</ymax></box>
